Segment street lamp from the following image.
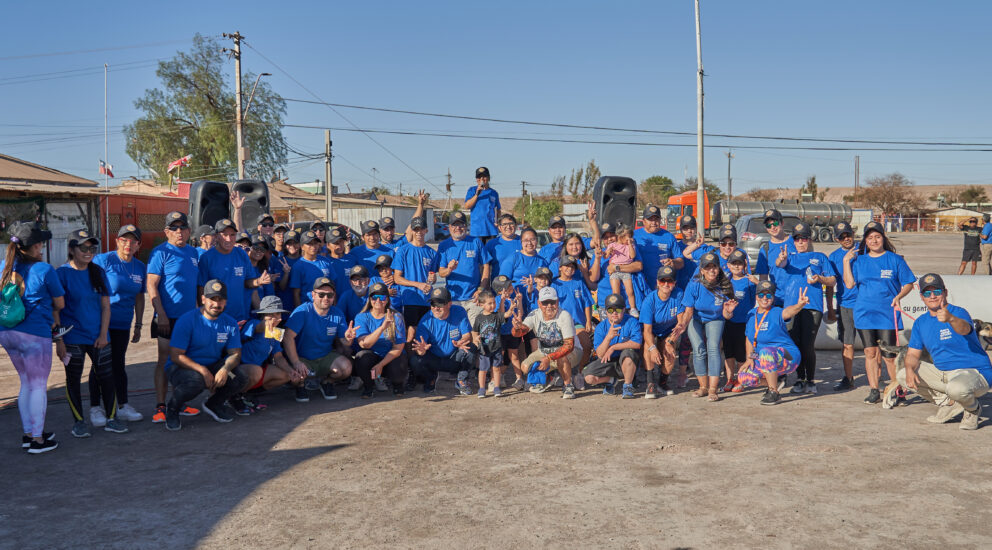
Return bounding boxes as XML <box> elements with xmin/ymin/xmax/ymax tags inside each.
<box><xmin>244</xmin><ymin>72</ymin><xmax>272</xmax><ymax>119</ymax></box>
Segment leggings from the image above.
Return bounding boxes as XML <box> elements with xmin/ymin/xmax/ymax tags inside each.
<box><xmin>65</xmin><ymin>343</ymin><xmax>117</xmax><ymax>422</ymax></box>
<box><xmin>0</xmin><ymin>331</ymin><xmax>52</xmax><ymax>437</ymax></box>
<box><xmin>90</xmin><ymin>328</ymin><xmax>130</xmax><ymax>407</ymax></box>
<box><xmin>353</xmin><ymin>350</ymin><xmax>407</xmax><ymax>389</ymax></box>
<box><xmin>789</xmin><ymin>309</ymin><xmax>823</xmax><ymax>382</ymax></box>
<box><xmin>737</xmin><ymin>346</ymin><xmax>799</xmax><ymax>388</ymax></box>
<box><xmin>688</xmin><ymin>317</ymin><xmax>725</xmax><ymax>378</ymax></box>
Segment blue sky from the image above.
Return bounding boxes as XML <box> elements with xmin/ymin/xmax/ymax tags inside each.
<box><xmin>2</xmin><ymin>1</ymin><xmax>990</xmax><ymax>200</ymax></box>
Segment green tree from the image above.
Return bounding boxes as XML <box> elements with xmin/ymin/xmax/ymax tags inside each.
<box><xmin>959</xmin><ymin>185</ymin><xmax>990</xmax><ymax>204</ymax></box>
<box><xmin>677</xmin><ymin>177</ymin><xmax>726</xmax><ymax>203</ymax></box>
<box><xmin>582</xmin><ymin>159</ymin><xmax>602</xmax><ymax>199</ymax></box>
<box><xmin>550</xmin><ymin>175</ymin><xmax>565</xmax><ymax>198</ymax></box>
<box><xmin>639</xmin><ymin>175</ymin><xmax>676</xmax><ymax>209</ymax></box>
<box><xmin>567</xmin><ymin>167</ymin><xmax>583</xmax><ymax>198</ymax></box>
<box><xmin>513</xmin><ymin>196</ymin><xmax>561</xmax><ymax>229</ymax></box>
<box><xmin>124</xmin><ymin>35</ymin><xmax>288</xmax><ymax>185</ymax></box>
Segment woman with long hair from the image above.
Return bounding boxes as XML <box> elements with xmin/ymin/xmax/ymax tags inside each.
<box><xmin>675</xmin><ymin>251</ymin><xmax>739</xmax><ymax>401</ymax></box>
<box><xmin>56</xmin><ymin>229</ymin><xmax>128</xmax><ymax>437</ymax></box>
<box><xmin>0</xmin><ymin>222</ymin><xmax>64</xmax><ymax>453</ymax></box>
<box><xmin>551</xmin><ymin>233</ymin><xmax>593</xmax><ymax>287</ymax></box>
<box><xmin>90</xmin><ymin>225</ymin><xmax>146</xmax><ymax>423</ymax></box>
<box><xmin>354</xmin><ymin>282</ymin><xmax>407</xmax><ymax>399</ymax></box>
<box><xmin>843</xmin><ymin>221</ymin><xmax>915</xmax><ymax>406</ymax></box>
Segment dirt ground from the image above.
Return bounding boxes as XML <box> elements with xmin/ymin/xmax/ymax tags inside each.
<box><xmin>2</xmin><ymin>231</ymin><xmax>991</xmax><ymax>549</ymax></box>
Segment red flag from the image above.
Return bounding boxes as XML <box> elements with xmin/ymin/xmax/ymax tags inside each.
<box><xmin>167</xmin><ymin>154</ymin><xmax>192</xmax><ymax>174</ymax></box>
<box><xmin>99</xmin><ymin>160</ymin><xmax>114</xmax><ymax>178</ymax></box>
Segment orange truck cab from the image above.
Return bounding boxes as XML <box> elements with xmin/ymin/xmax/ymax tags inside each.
<box><xmin>664</xmin><ymin>190</ymin><xmax>709</xmax><ymax>239</ymax></box>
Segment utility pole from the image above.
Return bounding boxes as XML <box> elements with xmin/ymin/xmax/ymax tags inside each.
<box><xmin>854</xmin><ymin>155</ymin><xmax>860</xmax><ymax>192</ymax></box>
<box><xmin>695</xmin><ymin>0</ymin><xmax>705</xmax><ymax>218</ymax></box>
<box><xmin>445</xmin><ymin>168</ymin><xmax>452</xmax><ymax>211</ymax></box>
<box><xmin>725</xmin><ymin>149</ymin><xmax>734</xmax><ymax>199</ymax></box>
<box><xmin>325</xmin><ymin>130</ymin><xmax>333</xmax><ymax>222</ymax></box>
<box><xmin>223</xmin><ymin>32</ymin><xmax>246</xmax><ymax>180</ymax></box>
<box><xmin>104</xmin><ymin>63</ymin><xmax>110</xmax><ymax>252</ymax></box>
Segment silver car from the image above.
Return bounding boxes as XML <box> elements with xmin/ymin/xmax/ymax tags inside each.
<box><xmin>734</xmin><ymin>213</ymin><xmax>802</xmax><ymax>267</ymax></box>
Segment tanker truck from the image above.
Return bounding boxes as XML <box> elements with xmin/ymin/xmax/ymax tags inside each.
<box><xmin>665</xmin><ymin>191</ymin><xmax>853</xmax><ymax>242</ymax></box>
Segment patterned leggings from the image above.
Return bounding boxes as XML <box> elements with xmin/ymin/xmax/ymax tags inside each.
<box><xmin>737</xmin><ymin>346</ymin><xmax>798</xmax><ymax>388</ymax></box>
<box><xmin>0</xmin><ymin>331</ymin><xmax>53</xmax><ymax>437</ymax></box>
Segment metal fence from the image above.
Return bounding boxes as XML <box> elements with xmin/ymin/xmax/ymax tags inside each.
<box><xmin>877</xmin><ymin>214</ymin><xmax>988</xmax><ymax>233</ymax></box>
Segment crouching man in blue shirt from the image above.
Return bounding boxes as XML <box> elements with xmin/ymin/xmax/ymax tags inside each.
<box><xmin>165</xmin><ymin>280</ymin><xmax>246</xmax><ymax>430</ymax></box>
<box><xmin>899</xmin><ymin>273</ymin><xmax>992</xmax><ymax>430</ymax></box>
<box><xmin>410</xmin><ymin>287</ymin><xmax>478</xmax><ymax>395</ymax></box>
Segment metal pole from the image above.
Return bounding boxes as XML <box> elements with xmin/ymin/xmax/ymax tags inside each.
<box><xmin>726</xmin><ymin>149</ymin><xmax>734</xmax><ymax>199</ymax></box>
<box><xmin>104</xmin><ymin>63</ymin><xmax>110</xmax><ymax>251</ymax></box>
<box><xmin>325</xmin><ymin>130</ymin><xmax>333</xmax><ymax>222</ymax></box>
<box><xmin>854</xmin><ymin>155</ymin><xmax>860</xmax><ymax>192</ymax></box>
<box><xmin>232</xmin><ymin>32</ymin><xmax>245</xmax><ymax>180</ymax></box>
<box><xmin>695</xmin><ymin>0</ymin><xmax>705</xmax><ymax>222</ymax></box>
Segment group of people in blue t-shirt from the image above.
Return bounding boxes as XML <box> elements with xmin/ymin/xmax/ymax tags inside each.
<box><xmin>5</xmin><ymin>177</ymin><xmax>992</xmax><ymax>454</ymax></box>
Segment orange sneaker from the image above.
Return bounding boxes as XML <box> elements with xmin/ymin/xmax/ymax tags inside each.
<box><xmin>180</xmin><ymin>406</ymin><xmax>200</xmax><ymax>417</ymax></box>
<box><xmin>151</xmin><ymin>405</ymin><xmax>166</xmax><ymax>423</ymax></box>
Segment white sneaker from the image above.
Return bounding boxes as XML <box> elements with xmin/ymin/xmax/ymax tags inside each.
<box><xmin>347</xmin><ymin>377</ymin><xmax>363</xmax><ymax>391</ymax></box>
<box><xmin>805</xmin><ymin>382</ymin><xmax>817</xmax><ymax>395</ymax></box>
<box><xmin>90</xmin><ymin>407</ymin><xmax>107</xmax><ymax>428</ymax></box>
<box><xmin>117</xmin><ymin>403</ymin><xmax>144</xmax><ymax>421</ymax></box>
<box><xmin>374</xmin><ymin>378</ymin><xmax>388</xmax><ymax>392</ymax></box>
<box><xmin>630</xmin><ymin>307</ymin><xmax>640</xmax><ymax>318</ymax></box>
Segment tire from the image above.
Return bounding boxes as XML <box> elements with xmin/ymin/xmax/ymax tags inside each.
<box><xmin>818</xmin><ymin>227</ymin><xmax>833</xmax><ymax>242</ymax></box>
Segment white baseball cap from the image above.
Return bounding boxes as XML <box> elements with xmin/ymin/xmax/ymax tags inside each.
<box><xmin>538</xmin><ymin>286</ymin><xmax>558</xmax><ymax>302</ymax></box>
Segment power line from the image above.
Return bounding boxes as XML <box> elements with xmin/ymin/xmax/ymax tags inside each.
<box><xmin>0</xmin><ymin>39</ymin><xmax>201</xmax><ymax>61</ymax></box>
<box><xmin>278</xmin><ymin>95</ymin><xmax>992</xmax><ymax>148</ymax></box>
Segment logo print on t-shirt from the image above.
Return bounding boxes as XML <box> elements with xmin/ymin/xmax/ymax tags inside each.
<box><xmin>537</xmin><ymin>320</ymin><xmax>564</xmax><ymax>352</ymax></box>
<box><xmin>939</xmin><ymin>328</ymin><xmax>952</xmax><ymax>340</ymax></box>
<box><xmin>216</xmin><ymin>332</ymin><xmax>228</xmax><ymax>343</ymax></box>
<box><xmin>326</xmin><ymin>325</ymin><xmax>337</xmax><ymax>337</ymax></box>
<box><xmin>880</xmin><ymin>269</ymin><xmax>893</xmax><ymax>279</ymax></box>
<box><xmin>449</xmin><ymin>328</ymin><xmax>461</xmax><ymax>340</ymax></box>
<box><xmin>466</xmin><ymin>250</ymin><xmax>476</xmax><ymax>258</ymax></box>
<box><xmin>234</xmin><ymin>266</ymin><xmax>244</xmax><ymax>277</ymax></box>
<box><xmin>422</xmin><ymin>257</ymin><xmax>432</xmax><ymax>267</ymax></box>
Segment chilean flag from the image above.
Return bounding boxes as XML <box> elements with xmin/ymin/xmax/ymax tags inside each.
<box><xmin>167</xmin><ymin>154</ymin><xmax>192</xmax><ymax>174</ymax></box>
<box><xmin>99</xmin><ymin>160</ymin><xmax>114</xmax><ymax>178</ymax></box>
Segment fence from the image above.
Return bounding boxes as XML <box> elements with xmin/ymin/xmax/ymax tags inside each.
<box><xmin>877</xmin><ymin>214</ymin><xmax>988</xmax><ymax>233</ymax></box>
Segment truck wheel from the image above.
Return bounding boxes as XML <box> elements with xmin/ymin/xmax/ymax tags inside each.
<box><xmin>811</xmin><ymin>229</ymin><xmax>820</xmax><ymax>242</ymax></box>
<box><xmin>818</xmin><ymin>227</ymin><xmax>833</xmax><ymax>242</ymax></box>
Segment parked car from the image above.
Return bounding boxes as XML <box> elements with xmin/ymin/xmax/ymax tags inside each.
<box><xmin>287</xmin><ymin>220</ymin><xmax>362</xmax><ymax>249</ymax></box>
<box><xmin>735</xmin><ymin>213</ymin><xmax>802</xmax><ymax>267</ymax></box>
<box><xmin>434</xmin><ymin>222</ymin><xmax>450</xmax><ymax>241</ymax></box>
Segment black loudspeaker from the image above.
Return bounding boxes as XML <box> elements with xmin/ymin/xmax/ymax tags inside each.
<box><xmin>593</xmin><ymin>176</ymin><xmax>637</xmax><ymax>231</ymax></box>
<box><xmin>231</xmin><ymin>179</ymin><xmax>270</xmax><ymax>229</ymax></box>
<box><xmin>188</xmin><ymin>180</ymin><xmax>230</xmax><ymax>231</ymax></box>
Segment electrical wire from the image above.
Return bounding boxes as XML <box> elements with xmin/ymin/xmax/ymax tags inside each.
<box><xmin>0</xmin><ymin>39</ymin><xmax>205</xmax><ymax>61</ymax></box>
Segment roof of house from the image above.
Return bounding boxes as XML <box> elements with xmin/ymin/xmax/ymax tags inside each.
<box><xmin>0</xmin><ymin>153</ymin><xmax>99</xmax><ymax>187</ymax></box>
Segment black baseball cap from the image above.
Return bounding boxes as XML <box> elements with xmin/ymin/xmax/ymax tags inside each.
<box><xmin>719</xmin><ymin>226</ymin><xmax>737</xmax><ymax>241</ymax></box>
<box><xmin>475</xmin><ymin>167</ymin><xmax>490</xmax><ymax>179</ymax></box>
<box><xmin>273</xmin><ymin>222</ymin><xmax>289</xmax><ymax>232</ymax></box>
<box><xmin>203</xmin><ymin>279</ymin><xmax>227</xmax><ymax>299</ymax></box>
<box><xmin>369</xmin><ymin>282</ymin><xmax>389</xmax><ymax>297</ymax></box>
<box><xmin>327</xmin><ymin>228</ymin><xmax>346</xmax><ymax>243</ymax></box>
<box><xmin>643</xmin><ymin>205</ymin><xmax>662</xmax><ymax>220</ymax></box>
<box><xmin>379</xmin><ymin>217</ymin><xmax>396</xmax><ymax>229</ymax></box>
<box><xmin>560</xmin><ymin>255</ymin><xmax>578</xmax><ymax>268</ymax></box>
<box><xmin>283</xmin><ymin>229</ymin><xmax>300</xmax><ymax>243</ymax></box>
<box><xmin>656</xmin><ymin>265</ymin><xmax>676</xmax><ymax>281</ymax></box>
<box><xmin>918</xmin><ymin>273</ymin><xmax>946</xmax><ymax>291</ymax></box>
<box><xmin>728</xmin><ymin>249</ymin><xmax>748</xmax><ymax>264</ymax></box>
<box><xmin>834</xmin><ymin>221</ymin><xmax>854</xmax><ymax>240</ymax></box>
<box><xmin>236</xmin><ymin>230</ymin><xmax>253</xmax><ymax>244</ymax></box>
<box><xmin>548</xmin><ymin>215</ymin><xmax>565</xmax><ymax>228</ymax></box>
<box><xmin>603</xmin><ymin>293</ymin><xmax>626</xmax><ymax>310</ymax></box>
<box><xmin>600</xmin><ymin>221</ymin><xmax>617</xmax><ymax>235</ymax></box>
<box><xmin>374</xmin><ymin>254</ymin><xmax>393</xmax><ymax>269</ymax></box>
<box><xmin>8</xmin><ymin>221</ymin><xmax>51</xmax><ymax>248</ymax></box>
<box><xmin>117</xmin><ymin>224</ymin><xmax>142</xmax><ymax>241</ymax></box>
<box><xmin>864</xmin><ymin>221</ymin><xmax>885</xmax><ymax>237</ymax></box>
<box><xmin>491</xmin><ymin>275</ymin><xmax>511</xmax><ymax>293</ymax></box>
<box><xmin>450</xmin><ymin>211</ymin><xmax>468</xmax><ymax>226</ymax></box>
<box><xmin>300</xmin><ymin>230</ymin><xmax>321</xmax><ymax>245</ymax></box>
<box><xmin>535</xmin><ymin>267</ymin><xmax>552</xmax><ymax>279</ymax></box>
<box><xmin>793</xmin><ymin>223</ymin><xmax>812</xmax><ymax>239</ymax></box>
<box><xmin>214</xmin><ymin>218</ymin><xmax>237</xmax><ymax>234</ymax></box>
<box><xmin>699</xmin><ymin>251</ymin><xmax>720</xmax><ymax>268</ymax></box>
<box><xmin>255</xmin><ymin>213</ymin><xmax>275</xmax><ymax>226</ymax></box>
<box><xmin>164</xmin><ymin>211</ymin><xmax>188</xmax><ymax>229</ymax></box>
<box><xmin>312</xmin><ymin>277</ymin><xmax>335</xmax><ymax>291</ymax></box>
<box><xmin>411</xmin><ymin>216</ymin><xmax>427</xmax><ymax>230</ymax></box>
<box><xmin>348</xmin><ymin>265</ymin><xmax>370</xmax><ymax>279</ymax></box>
<box><xmin>679</xmin><ymin>214</ymin><xmax>697</xmax><ymax>229</ymax></box>
<box><xmin>68</xmin><ymin>229</ymin><xmax>99</xmax><ymax>249</ymax></box>
<box><xmin>429</xmin><ymin>286</ymin><xmax>451</xmax><ymax>304</ymax></box>
<box><xmin>361</xmin><ymin>220</ymin><xmax>380</xmax><ymax>235</ymax></box>
<box><xmin>194</xmin><ymin>224</ymin><xmax>214</xmax><ymax>239</ymax></box>
<box><xmin>310</xmin><ymin>220</ymin><xmax>327</xmax><ymax>231</ymax></box>
<box><xmin>763</xmin><ymin>209</ymin><xmax>783</xmax><ymax>222</ymax></box>
<box><xmin>756</xmin><ymin>280</ymin><xmax>776</xmax><ymax>295</ymax></box>
<box><xmin>250</xmin><ymin>235</ymin><xmax>271</xmax><ymax>250</ymax></box>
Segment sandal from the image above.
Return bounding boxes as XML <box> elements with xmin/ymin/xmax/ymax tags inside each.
<box><xmin>692</xmin><ymin>388</ymin><xmax>707</xmax><ymax>398</ymax></box>
<box><xmin>707</xmin><ymin>391</ymin><xmax>720</xmax><ymax>402</ymax></box>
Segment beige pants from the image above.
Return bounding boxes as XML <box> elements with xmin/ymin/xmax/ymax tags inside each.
<box><xmin>897</xmin><ymin>361</ymin><xmax>989</xmax><ymax>412</ymax></box>
<box><xmin>981</xmin><ymin>243</ymin><xmax>992</xmax><ymax>275</ymax></box>
<box><xmin>522</xmin><ymin>347</ymin><xmax>582</xmax><ymax>373</ymax></box>
<box><xmin>456</xmin><ymin>299</ymin><xmax>483</xmax><ymax>328</ymax></box>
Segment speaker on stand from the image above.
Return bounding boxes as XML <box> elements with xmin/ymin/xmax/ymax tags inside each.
<box><xmin>188</xmin><ymin>180</ymin><xmax>230</xmax><ymax>231</ymax></box>
<box><xmin>592</xmin><ymin>176</ymin><xmax>638</xmax><ymax>231</ymax></box>
<box><xmin>231</xmin><ymin>179</ymin><xmax>270</xmax><ymax>230</ymax></box>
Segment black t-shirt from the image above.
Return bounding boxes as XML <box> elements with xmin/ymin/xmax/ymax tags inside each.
<box><xmin>472</xmin><ymin>312</ymin><xmax>503</xmax><ymax>355</ymax></box>
<box><xmin>962</xmin><ymin>225</ymin><xmax>981</xmax><ymax>250</ymax></box>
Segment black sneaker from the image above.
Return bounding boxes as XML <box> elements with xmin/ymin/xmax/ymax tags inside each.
<box><xmin>26</xmin><ymin>438</ymin><xmax>58</xmax><ymax>454</ymax></box>
<box><xmin>230</xmin><ymin>396</ymin><xmax>252</xmax><ymax>416</ymax></box>
<box><xmin>319</xmin><ymin>382</ymin><xmax>337</xmax><ymax>400</ymax></box>
<box><xmin>22</xmin><ymin>432</ymin><xmax>54</xmax><ymax>450</ymax></box>
<box><xmin>165</xmin><ymin>408</ymin><xmax>182</xmax><ymax>431</ymax></box>
<box><xmin>295</xmin><ymin>386</ymin><xmax>310</xmax><ymax>403</ymax></box>
<box><xmin>760</xmin><ymin>389</ymin><xmax>781</xmax><ymax>406</ymax></box>
<box><xmin>361</xmin><ymin>388</ymin><xmax>374</xmax><ymax>400</ymax></box>
<box><xmin>833</xmin><ymin>377</ymin><xmax>853</xmax><ymax>392</ymax></box>
<box><xmin>405</xmin><ymin>379</ymin><xmax>417</xmax><ymax>392</ymax></box>
<box><xmin>864</xmin><ymin>388</ymin><xmax>881</xmax><ymax>404</ymax></box>
<box><xmin>201</xmin><ymin>400</ymin><xmax>234</xmax><ymax>423</ymax></box>
<box><xmin>393</xmin><ymin>386</ymin><xmax>405</xmax><ymax>397</ymax></box>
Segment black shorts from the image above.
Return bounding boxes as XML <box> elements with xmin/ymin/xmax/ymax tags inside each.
<box><xmin>150</xmin><ymin>316</ymin><xmax>179</xmax><ymax>339</ymax></box>
<box><xmin>722</xmin><ymin>321</ymin><xmax>747</xmax><ymax>363</ymax></box>
<box><xmin>582</xmin><ymin>349</ymin><xmax>642</xmax><ymax>378</ymax></box>
<box><xmin>403</xmin><ymin>305</ymin><xmax>430</xmax><ymax>328</ymax></box>
<box><xmin>963</xmin><ymin>248</ymin><xmax>981</xmax><ymax>262</ymax></box>
<box><xmin>836</xmin><ymin>306</ymin><xmax>855</xmax><ymax>346</ymax></box>
<box><xmin>858</xmin><ymin>328</ymin><xmax>898</xmax><ymax>357</ymax></box>
<box><xmin>500</xmin><ymin>334</ymin><xmax>522</xmax><ymax>350</ymax></box>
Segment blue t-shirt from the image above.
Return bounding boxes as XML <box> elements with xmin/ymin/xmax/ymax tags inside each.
<box><xmin>393</xmin><ymin>244</ymin><xmax>440</xmax><ymax>307</ymax></box>
<box><xmin>755</xmin><ymin>237</ymin><xmax>798</xmax><ymax>304</ymax></box>
<box><xmin>538</xmin><ymin>241</ymin><xmax>564</xmax><ymax>264</ymax></box>
<box><xmin>165</xmin><ymin>309</ymin><xmax>241</xmax><ymax>373</ymax></box>
<box><xmin>196</xmin><ymin>247</ymin><xmax>210</xmax><ymax>259</ymax></box>
<box><xmin>681</xmin><ymin>279</ymin><xmax>728</xmax><ymax>323</ymax></box>
<box><xmin>239</xmin><ymin>318</ymin><xmax>283</xmax><ymax>366</ymax></box>
<box><xmin>348</xmin><ymin>244</ymin><xmax>393</xmax><ymax>273</ymax></box>
<box><xmin>982</xmin><ymin>223</ymin><xmax>992</xmax><ymax>245</ymax></box>
<box><xmin>198</xmin><ymin>247</ymin><xmax>255</xmax><ymax>322</ymax></box>
<box><xmin>827</xmin><ymin>246</ymin><xmax>859</xmax><ymax>308</ymax></box>
<box><xmin>285</xmin><ymin>302</ymin><xmax>348</xmax><ymax>360</ymax></box>
<box><xmin>780</xmin><ymin>251</ymin><xmax>834</xmax><ymax>313</ymax></box>
<box><xmin>382</xmin><ymin>235</ymin><xmax>409</xmax><ymax>252</ymax></box>
<box><xmin>593</xmin><ymin>313</ymin><xmax>643</xmax><ymax>361</ymax></box>
<box><xmin>634</xmin><ymin>228</ymin><xmax>683</xmax><ymax>291</ymax></box>
<box><xmin>438</xmin><ymin>236</ymin><xmax>490</xmax><ymax>301</ymax></box>
<box><xmin>485</xmin><ymin>235</ymin><xmax>522</xmax><ymax>277</ymax></box>
<box><xmin>369</xmin><ymin>275</ymin><xmax>405</xmax><ymax>311</ymax></box>
<box><xmin>729</xmin><ymin>276</ymin><xmax>756</xmax><ymax>324</ymax></box>
<box><xmin>288</xmin><ymin>256</ymin><xmax>333</xmax><ymax>303</ymax></box>
<box><xmin>594</xmin><ymin>255</ymin><xmax>648</xmax><ymax>311</ymax></box>
<box><xmin>745</xmin><ymin>306</ymin><xmax>801</xmax><ymax>363</ymax></box>
<box><xmin>274</xmin><ymin>255</ymin><xmax>301</xmax><ymax>312</ymax></box>
<box><xmin>552</xmin><ymin>277</ymin><xmax>593</xmax><ymax>327</ymax></box>
<box><xmin>355</xmin><ymin>309</ymin><xmax>407</xmax><ymax>356</ymax></box>
<box><xmin>337</xmin><ymin>287</ymin><xmax>368</xmax><ymax>320</ymax></box>
<box><xmin>499</xmin><ymin>252</ymin><xmax>548</xmax><ymax>292</ymax></box>
<box><xmin>0</xmin><ymin>260</ymin><xmax>64</xmax><ymax>339</ymax></box>
<box><xmin>57</xmin><ymin>264</ymin><xmax>112</xmax><ymax>345</ymax></box>
<box><xmin>147</xmin><ymin>242</ymin><xmax>200</xmax><ymax>319</ymax></box>
<box><xmin>93</xmin><ymin>252</ymin><xmax>147</xmax><ymax>331</ymax></box>
<box><xmin>850</xmin><ymin>251</ymin><xmax>915</xmax><ymax>330</ymax></box>
<box><xmin>676</xmin><ymin>242</ymin><xmax>714</xmax><ymax>290</ymax></box>
<box><xmin>640</xmin><ymin>288</ymin><xmax>685</xmax><ymax>337</ymax></box>
<box><xmin>465</xmin><ymin>186</ymin><xmax>501</xmax><ymax>237</ymax></box>
<box><xmin>414</xmin><ymin>305</ymin><xmax>472</xmax><ymax>358</ymax></box>
<box><xmin>909</xmin><ymin>304</ymin><xmax>992</xmax><ymax>383</ymax></box>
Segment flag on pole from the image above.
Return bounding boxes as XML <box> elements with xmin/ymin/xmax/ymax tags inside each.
<box><xmin>99</xmin><ymin>160</ymin><xmax>114</xmax><ymax>178</ymax></box>
<box><xmin>167</xmin><ymin>155</ymin><xmax>192</xmax><ymax>174</ymax></box>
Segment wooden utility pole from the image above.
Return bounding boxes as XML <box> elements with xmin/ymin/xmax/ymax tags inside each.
<box><xmin>325</xmin><ymin>130</ymin><xmax>333</xmax><ymax>222</ymax></box>
<box><xmin>224</xmin><ymin>32</ymin><xmax>246</xmax><ymax>180</ymax></box>
<box><xmin>726</xmin><ymin>149</ymin><xmax>734</xmax><ymax>199</ymax></box>
<box><xmin>854</xmin><ymin>155</ymin><xmax>860</xmax><ymax>192</ymax></box>
<box><xmin>695</xmin><ymin>0</ymin><xmax>705</xmax><ymax>216</ymax></box>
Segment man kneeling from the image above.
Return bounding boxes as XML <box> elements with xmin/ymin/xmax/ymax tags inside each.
<box><xmin>512</xmin><ymin>287</ymin><xmax>581</xmax><ymax>398</ymax></box>
<box><xmin>900</xmin><ymin>273</ymin><xmax>991</xmax><ymax>430</ymax></box>
<box><xmin>410</xmin><ymin>287</ymin><xmax>477</xmax><ymax>395</ymax></box>
<box><xmin>284</xmin><ymin>278</ymin><xmax>356</xmax><ymax>401</ymax></box>
<box><xmin>165</xmin><ymin>280</ymin><xmax>247</xmax><ymax>430</ymax></box>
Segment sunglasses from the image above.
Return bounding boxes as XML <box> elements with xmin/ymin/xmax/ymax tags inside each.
<box><xmin>76</xmin><ymin>244</ymin><xmax>98</xmax><ymax>253</ymax></box>
<box><xmin>658</xmin><ymin>279</ymin><xmax>676</xmax><ymax>285</ymax></box>
<box><xmin>719</xmin><ymin>241</ymin><xmax>735</xmax><ymax>247</ymax></box>
<box><xmin>314</xmin><ymin>291</ymin><xmax>334</xmax><ymax>299</ymax></box>
<box><xmin>764</xmin><ymin>221</ymin><xmax>781</xmax><ymax>228</ymax></box>
<box><xmin>795</xmin><ymin>237</ymin><xmax>810</xmax><ymax>242</ymax></box>
<box><xmin>260</xmin><ymin>222</ymin><xmax>275</xmax><ymax>228</ymax></box>
<box><xmin>540</xmin><ymin>300</ymin><xmax>557</xmax><ymax>306</ymax></box>
<box><xmin>166</xmin><ymin>224</ymin><xmax>190</xmax><ymax>231</ymax></box>
<box><xmin>605</xmin><ymin>307</ymin><xmax>624</xmax><ymax>314</ymax></box>
<box><xmin>371</xmin><ymin>294</ymin><xmax>389</xmax><ymax>301</ymax></box>
<box><xmin>921</xmin><ymin>289</ymin><xmax>944</xmax><ymax>298</ymax></box>
<box><xmin>756</xmin><ymin>292</ymin><xmax>774</xmax><ymax>299</ymax></box>
<box><xmin>430</xmin><ymin>302</ymin><xmax>448</xmax><ymax>309</ymax></box>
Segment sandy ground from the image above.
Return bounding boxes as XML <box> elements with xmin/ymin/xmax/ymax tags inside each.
<box><xmin>2</xmin><ymin>231</ymin><xmax>992</xmax><ymax>549</ymax></box>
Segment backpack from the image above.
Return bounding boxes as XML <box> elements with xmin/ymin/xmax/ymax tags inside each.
<box><xmin>0</xmin><ymin>282</ymin><xmax>25</xmax><ymax>328</ymax></box>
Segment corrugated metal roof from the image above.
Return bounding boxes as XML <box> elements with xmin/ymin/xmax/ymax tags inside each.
<box><xmin>0</xmin><ymin>153</ymin><xmax>99</xmax><ymax>187</ymax></box>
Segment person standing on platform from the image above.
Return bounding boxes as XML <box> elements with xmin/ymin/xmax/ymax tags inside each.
<box><xmin>464</xmin><ymin>166</ymin><xmax>501</xmax><ymax>243</ymax></box>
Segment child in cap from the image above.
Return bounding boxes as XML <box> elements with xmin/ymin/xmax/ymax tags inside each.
<box><xmin>524</xmin><ymin>266</ymin><xmax>554</xmax><ymax>313</ymax></box>
<box><xmin>471</xmin><ymin>289</ymin><xmax>506</xmax><ymax>397</ymax></box>
<box><xmin>552</xmin><ymin>255</ymin><xmax>594</xmax><ymax>383</ymax></box>
<box><xmin>605</xmin><ymin>226</ymin><xmax>639</xmax><ymax>317</ymax></box>
<box><xmin>723</xmin><ymin>249</ymin><xmax>756</xmax><ymax>392</ymax></box>
<box><xmin>237</xmin><ymin>296</ymin><xmax>306</xmax><ymax>410</ymax></box>
<box><xmin>370</xmin><ymin>254</ymin><xmax>404</xmax><ymax>311</ymax></box>
<box><xmin>492</xmin><ymin>274</ymin><xmax>527</xmax><ymax>390</ymax></box>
